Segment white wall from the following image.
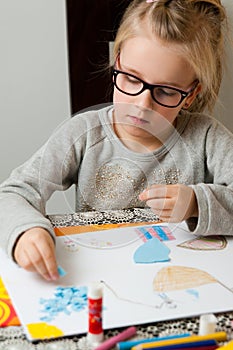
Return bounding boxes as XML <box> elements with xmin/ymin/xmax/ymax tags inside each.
<box><xmin>214</xmin><ymin>0</ymin><xmax>233</xmax><ymax>132</ymax></box>
<box><xmin>0</xmin><ymin>0</ymin><xmax>74</xmax><ymax>214</ymax></box>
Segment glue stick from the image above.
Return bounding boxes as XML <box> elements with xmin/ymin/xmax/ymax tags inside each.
<box><xmin>199</xmin><ymin>313</ymin><xmax>217</xmax><ymax>335</ymax></box>
<box><xmin>87</xmin><ymin>281</ymin><xmax>104</xmax><ymax>345</ymax></box>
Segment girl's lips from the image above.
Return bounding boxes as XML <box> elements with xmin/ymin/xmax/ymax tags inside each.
<box><xmin>128</xmin><ymin>115</ymin><xmax>149</xmax><ymax>125</ymax></box>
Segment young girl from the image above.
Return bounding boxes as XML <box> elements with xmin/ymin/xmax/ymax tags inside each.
<box><xmin>0</xmin><ymin>0</ymin><xmax>232</xmax><ymax>281</ymax></box>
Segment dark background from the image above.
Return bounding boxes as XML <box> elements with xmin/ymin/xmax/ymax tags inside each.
<box><xmin>66</xmin><ymin>0</ymin><xmax>131</xmax><ymax>114</ymax></box>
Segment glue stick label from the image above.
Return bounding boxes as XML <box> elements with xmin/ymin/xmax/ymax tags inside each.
<box><xmin>88</xmin><ymin>296</ymin><xmax>103</xmax><ymax>334</ymax></box>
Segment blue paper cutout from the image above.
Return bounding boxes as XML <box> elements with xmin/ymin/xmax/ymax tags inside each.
<box><xmin>39</xmin><ymin>286</ymin><xmax>87</xmax><ymax>322</ymax></box>
<box><xmin>57</xmin><ymin>265</ymin><xmax>67</xmax><ymax>277</ymax></box>
<box><xmin>134</xmin><ymin>237</ymin><xmax>170</xmax><ymax>263</ymax></box>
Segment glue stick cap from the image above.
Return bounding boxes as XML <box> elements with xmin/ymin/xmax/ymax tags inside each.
<box><xmin>199</xmin><ymin>313</ymin><xmax>217</xmax><ymax>335</ymax></box>
<box><xmin>88</xmin><ymin>281</ymin><xmax>103</xmax><ymax>299</ymax></box>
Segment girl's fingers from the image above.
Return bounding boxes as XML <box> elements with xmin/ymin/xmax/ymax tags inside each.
<box><xmin>14</xmin><ymin>228</ymin><xmax>59</xmax><ymax>281</ymax></box>
<box><xmin>33</xmin><ymin>239</ymin><xmax>58</xmax><ymax>281</ymax></box>
<box><xmin>139</xmin><ymin>185</ymin><xmax>168</xmax><ymax>200</ymax></box>
<box><xmin>146</xmin><ymin>198</ymin><xmax>174</xmax><ymax>210</ymax></box>
<box><xmin>140</xmin><ymin>184</ymin><xmax>197</xmax><ymax>222</ymax></box>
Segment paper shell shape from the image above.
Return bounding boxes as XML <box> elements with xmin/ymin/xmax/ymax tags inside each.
<box><xmin>134</xmin><ymin>237</ymin><xmax>170</xmax><ymax>263</ymax></box>
<box><xmin>177</xmin><ymin>235</ymin><xmax>227</xmax><ymax>250</ymax></box>
<box><xmin>153</xmin><ymin>266</ymin><xmax>217</xmax><ymax>292</ymax></box>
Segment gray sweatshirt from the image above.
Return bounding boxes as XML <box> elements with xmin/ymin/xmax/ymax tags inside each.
<box><xmin>1</xmin><ymin>105</ymin><xmax>233</xmax><ymax>259</ymax></box>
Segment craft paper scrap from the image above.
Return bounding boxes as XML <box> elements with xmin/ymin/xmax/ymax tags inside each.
<box><xmin>26</xmin><ymin>322</ymin><xmax>64</xmax><ymax>339</ymax></box>
<box><xmin>40</xmin><ymin>286</ymin><xmax>87</xmax><ymax>322</ymax></box>
<box><xmin>0</xmin><ymin>277</ymin><xmax>20</xmax><ymax>326</ymax></box>
<box><xmin>57</xmin><ymin>265</ymin><xmax>67</xmax><ymax>277</ymax></box>
<box><xmin>178</xmin><ymin>236</ymin><xmax>227</xmax><ymax>250</ymax></box>
<box><xmin>136</xmin><ymin>225</ymin><xmax>175</xmax><ymax>242</ymax></box>
<box><xmin>133</xmin><ymin>237</ymin><xmax>171</xmax><ymax>263</ymax></box>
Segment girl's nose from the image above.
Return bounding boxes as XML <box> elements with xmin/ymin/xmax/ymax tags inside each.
<box><xmin>135</xmin><ymin>89</ymin><xmax>154</xmax><ymax>111</ymax></box>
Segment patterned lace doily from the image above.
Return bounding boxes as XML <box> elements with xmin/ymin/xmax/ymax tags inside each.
<box><xmin>0</xmin><ymin>312</ymin><xmax>233</xmax><ymax>349</ymax></box>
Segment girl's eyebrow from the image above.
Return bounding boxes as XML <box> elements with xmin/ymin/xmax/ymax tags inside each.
<box><xmin>119</xmin><ymin>62</ymin><xmax>141</xmax><ymax>78</ymax></box>
<box><xmin>120</xmin><ymin>63</ymin><xmax>186</xmax><ymax>89</ymax></box>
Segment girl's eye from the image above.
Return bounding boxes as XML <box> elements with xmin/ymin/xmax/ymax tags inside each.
<box><xmin>156</xmin><ymin>87</ymin><xmax>177</xmax><ymax>97</ymax></box>
<box><xmin>125</xmin><ymin>75</ymin><xmax>140</xmax><ymax>84</ymax></box>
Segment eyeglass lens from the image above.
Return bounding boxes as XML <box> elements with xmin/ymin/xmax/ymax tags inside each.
<box><xmin>115</xmin><ymin>71</ymin><xmax>183</xmax><ymax>107</ymax></box>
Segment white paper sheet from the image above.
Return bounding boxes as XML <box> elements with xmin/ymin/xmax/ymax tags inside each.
<box><xmin>1</xmin><ymin>222</ymin><xmax>233</xmax><ymax>341</ymax></box>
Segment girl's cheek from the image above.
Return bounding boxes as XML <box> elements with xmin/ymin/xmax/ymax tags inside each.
<box><xmin>113</xmin><ymin>88</ymin><xmax>131</xmax><ymax>104</ymax></box>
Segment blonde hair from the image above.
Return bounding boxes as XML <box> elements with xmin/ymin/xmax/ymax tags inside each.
<box><xmin>113</xmin><ymin>0</ymin><xmax>228</xmax><ymax>113</ymax></box>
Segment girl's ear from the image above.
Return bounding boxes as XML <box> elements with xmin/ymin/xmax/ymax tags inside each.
<box><xmin>183</xmin><ymin>83</ymin><xmax>202</xmax><ymax>109</ymax></box>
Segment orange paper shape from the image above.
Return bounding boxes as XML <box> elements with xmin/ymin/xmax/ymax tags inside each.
<box><xmin>0</xmin><ymin>277</ymin><xmax>20</xmax><ymax>326</ymax></box>
<box><xmin>54</xmin><ymin>221</ymin><xmax>160</xmax><ymax>236</ymax></box>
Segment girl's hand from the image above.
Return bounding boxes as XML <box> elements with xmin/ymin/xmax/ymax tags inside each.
<box><xmin>13</xmin><ymin>227</ymin><xmax>59</xmax><ymax>281</ymax></box>
<box><xmin>139</xmin><ymin>184</ymin><xmax>198</xmax><ymax>222</ymax></box>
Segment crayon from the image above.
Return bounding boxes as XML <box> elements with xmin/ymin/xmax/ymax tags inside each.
<box><xmin>132</xmin><ymin>331</ymin><xmax>227</xmax><ymax>350</ymax></box>
<box><xmin>117</xmin><ymin>333</ymin><xmax>191</xmax><ymax>350</ymax></box>
<box><xmin>174</xmin><ymin>347</ymin><xmax>218</xmax><ymax>350</ymax></box>
<box><xmin>134</xmin><ymin>339</ymin><xmax>218</xmax><ymax>350</ymax></box>
<box><xmin>94</xmin><ymin>326</ymin><xmax>137</xmax><ymax>350</ymax></box>
<box><xmin>151</xmin><ymin>345</ymin><xmax>218</xmax><ymax>350</ymax></box>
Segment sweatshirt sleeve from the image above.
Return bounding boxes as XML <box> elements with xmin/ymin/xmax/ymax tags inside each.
<box><xmin>0</xmin><ymin>117</ymin><xmax>83</xmax><ymax>258</ymax></box>
<box><xmin>187</xmin><ymin>119</ymin><xmax>233</xmax><ymax>236</ymax></box>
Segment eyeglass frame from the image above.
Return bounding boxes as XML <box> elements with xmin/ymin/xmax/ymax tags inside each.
<box><xmin>112</xmin><ymin>68</ymin><xmax>199</xmax><ymax>109</ymax></box>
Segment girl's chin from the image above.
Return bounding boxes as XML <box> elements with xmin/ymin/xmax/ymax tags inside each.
<box><xmin>113</xmin><ymin>113</ymin><xmax>175</xmax><ymax>140</ymax></box>
<box><xmin>121</xmin><ymin>123</ymin><xmax>158</xmax><ymax>138</ymax></box>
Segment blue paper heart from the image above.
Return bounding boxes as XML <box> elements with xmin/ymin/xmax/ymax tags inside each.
<box><xmin>134</xmin><ymin>237</ymin><xmax>170</xmax><ymax>263</ymax></box>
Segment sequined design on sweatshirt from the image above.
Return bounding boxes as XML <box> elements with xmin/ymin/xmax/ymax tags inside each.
<box><xmin>79</xmin><ymin>162</ymin><xmax>147</xmax><ymax>211</ymax></box>
<box><xmin>78</xmin><ymin>161</ymin><xmax>183</xmax><ymax>211</ymax></box>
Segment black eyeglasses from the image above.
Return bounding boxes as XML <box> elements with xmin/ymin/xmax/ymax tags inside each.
<box><xmin>112</xmin><ymin>69</ymin><xmax>198</xmax><ymax>108</ymax></box>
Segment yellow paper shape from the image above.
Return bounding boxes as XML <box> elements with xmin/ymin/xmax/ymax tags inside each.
<box><xmin>27</xmin><ymin>322</ymin><xmax>64</xmax><ymax>339</ymax></box>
